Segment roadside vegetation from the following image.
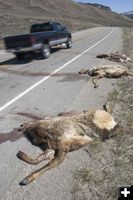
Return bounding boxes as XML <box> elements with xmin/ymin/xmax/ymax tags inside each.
<box><xmin>71</xmin><ymin>28</ymin><xmax>133</xmax><ymax>200</ymax></box>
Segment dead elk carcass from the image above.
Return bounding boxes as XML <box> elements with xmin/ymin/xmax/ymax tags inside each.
<box><xmin>79</xmin><ymin>65</ymin><xmax>133</xmax><ymax>88</ymax></box>
<box><xmin>96</xmin><ymin>52</ymin><xmax>131</xmax><ymax>63</ymax></box>
<box><xmin>16</xmin><ymin>106</ymin><xmax>118</xmax><ymax>185</ymax></box>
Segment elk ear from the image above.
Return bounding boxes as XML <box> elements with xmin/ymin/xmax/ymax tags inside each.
<box><xmin>103</xmin><ymin>103</ymin><xmax>112</xmax><ymax>114</ymax></box>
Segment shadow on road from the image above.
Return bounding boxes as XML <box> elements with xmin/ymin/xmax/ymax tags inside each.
<box><xmin>0</xmin><ymin>47</ymin><xmax>64</xmax><ymax>66</ymax></box>
<box><xmin>0</xmin><ymin>65</ymin><xmax>88</xmax><ymax>82</ymax></box>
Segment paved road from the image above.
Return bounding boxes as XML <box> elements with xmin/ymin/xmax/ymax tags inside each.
<box><xmin>0</xmin><ymin>27</ymin><xmax>122</xmax><ymax>200</ymax></box>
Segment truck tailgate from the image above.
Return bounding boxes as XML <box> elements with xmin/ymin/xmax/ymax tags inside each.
<box><xmin>4</xmin><ymin>34</ymin><xmax>32</xmax><ymax>49</ymax></box>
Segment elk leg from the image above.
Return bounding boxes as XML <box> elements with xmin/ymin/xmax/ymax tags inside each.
<box><xmin>92</xmin><ymin>77</ymin><xmax>98</xmax><ymax>88</ymax></box>
<box><xmin>17</xmin><ymin>149</ymin><xmax>55</xmax><ymax>165</ymax></box>
<box><xmin>92</xmin><ymin>75</ymin><xmax>104</xmax><ymax>88</ymax></box>
<box><xmin>19</xmin><ymin>148</ymin><xmax>66</xmax><ymax>185</ymax></box>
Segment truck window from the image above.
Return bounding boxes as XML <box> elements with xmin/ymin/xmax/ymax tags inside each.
<box><xmin>56</xmin><ymin>23</ymin><xmax>64</xmax><ymax>30</ymax></box>
<box><xmin>30</xmin><ymin>23</ymin><xmax>53</xmax><ymax>33</ymax></box>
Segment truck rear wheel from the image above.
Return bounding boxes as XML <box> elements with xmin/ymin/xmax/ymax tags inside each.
<box><xmin>41</xmin><ymin>44</ymin><xmax>50</xmax><ymax>59</ymax></box>
<box><xmin>15</xmin><ymin>53</ymin><xmax>24</xmax><ymax>60</ymax></box>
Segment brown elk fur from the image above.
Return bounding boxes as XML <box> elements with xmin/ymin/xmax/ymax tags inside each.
<box><xmin>96</xmin><ymin>52</ymin><xmax>131</xmax><ymax>63</ymax></box>
<box><xmin>17</xmin><ymin>106</ymin><xmax>118</xmax><ymax>186</ymax></box>
<box><xmin>79</xmin><ymin>65</ymin><xmax>133</xmax><ymax>88</ymax></box>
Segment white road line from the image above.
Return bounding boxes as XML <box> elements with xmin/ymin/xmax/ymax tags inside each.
<box><xmin>0</xmin><ymin>29</ymin><xmax>114</xmax><ymax>112</ymax></box>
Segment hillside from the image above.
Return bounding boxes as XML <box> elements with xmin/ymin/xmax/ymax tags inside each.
<box><xmin>122</xmin><ymin>11</ymin><xmax>133</xmax><ymax>19</ymax></box>
<box><xmin>0</xmin><ymin>0</ymin><xmax>133</xmax><ymax>37</ymax></box>
<box><xmin>78</xmin><ymin>2</ymin><xmax>111</xmax><ymax>11</ymax></box>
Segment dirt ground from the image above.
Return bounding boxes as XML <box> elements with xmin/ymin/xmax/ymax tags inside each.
<box><xmin>71</xmin><ymin>28</ymin><xmax>133</xmax><ymax>200</ymax></box>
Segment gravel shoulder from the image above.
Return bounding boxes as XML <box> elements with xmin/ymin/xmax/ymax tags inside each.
<box><xmin>71</xmin><ymin>28</ymin><xmax>133</xmax><ymax>200</ymax></box>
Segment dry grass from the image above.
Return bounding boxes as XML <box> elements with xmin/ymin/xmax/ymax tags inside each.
<box><xmin>71</xmin><ymin>28</ymin><xmax>133</xmax><ymax>200</ymax></box>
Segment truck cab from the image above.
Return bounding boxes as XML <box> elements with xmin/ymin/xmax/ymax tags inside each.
<box><xmin>4</xmin><ymin>22</ymin><xmax>72</xmax><ymax>60</ymax></box>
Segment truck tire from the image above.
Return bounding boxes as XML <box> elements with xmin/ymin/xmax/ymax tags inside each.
<box><xmin>66</xmin><ymin>37</ymin><xmax>72</xmax><ymax>49</ymax></box>
<box><xmin>15</xmin><ymin>53</ymin><xmax>24</xmax><ymax>60</ymax></box>
<box><xmin>41</xmin><ymin>44</ymin><xmax>50</xmax><ymax>59</ymax></box>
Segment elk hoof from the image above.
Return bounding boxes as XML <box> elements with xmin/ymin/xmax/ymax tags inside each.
<box><xmin>16</xmin><ymin>151</ymin><xmax>24</xmax><ymax>159</ymax></box>
<box><xmin>19</xmin><ymin>178</ymin><xmax>30</xmax><ymax>186</ymax></box>
<box><xmin>94</xmin><ymin>84</ymin><xmax>99</xmax><ymax>88</ymax></box>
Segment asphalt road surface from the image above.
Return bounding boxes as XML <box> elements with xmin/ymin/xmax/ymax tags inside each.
<box><xmin>0</xmin><ymin>27</ymin><xmax>122</xmax><ymax>200</ymax></box>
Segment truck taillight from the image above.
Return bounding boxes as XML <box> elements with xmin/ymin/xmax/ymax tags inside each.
<box><xmin>30</xmin><ymin>36</ymin><xmax>36</xmax><ymax>45</ymax></box>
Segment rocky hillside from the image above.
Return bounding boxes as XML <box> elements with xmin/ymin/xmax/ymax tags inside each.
<box><xmin>78</xmin><ymin>2</ymin><xmax>111</xmax><ymax>11</ymax></box>
<box><xmin>0</xmin><ymin>0</ymin><xmax>133</xmax><ymax>37</ymax></box>
<box><xmin>122</xmin><ymin>11</ymin><xmax>133</xmax><ymax>19</ymax></box>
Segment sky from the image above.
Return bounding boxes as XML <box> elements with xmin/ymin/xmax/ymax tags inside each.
<box><xmin>74</xmin><ymin>0</ymin><xmax>133</xmax><ymax>13</ymax></box>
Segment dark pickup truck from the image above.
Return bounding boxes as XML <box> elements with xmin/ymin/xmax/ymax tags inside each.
<box><xmin>4</xmin><ymin>22</ymin><xmax>72</xmax><ymax>59</ymax></box>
